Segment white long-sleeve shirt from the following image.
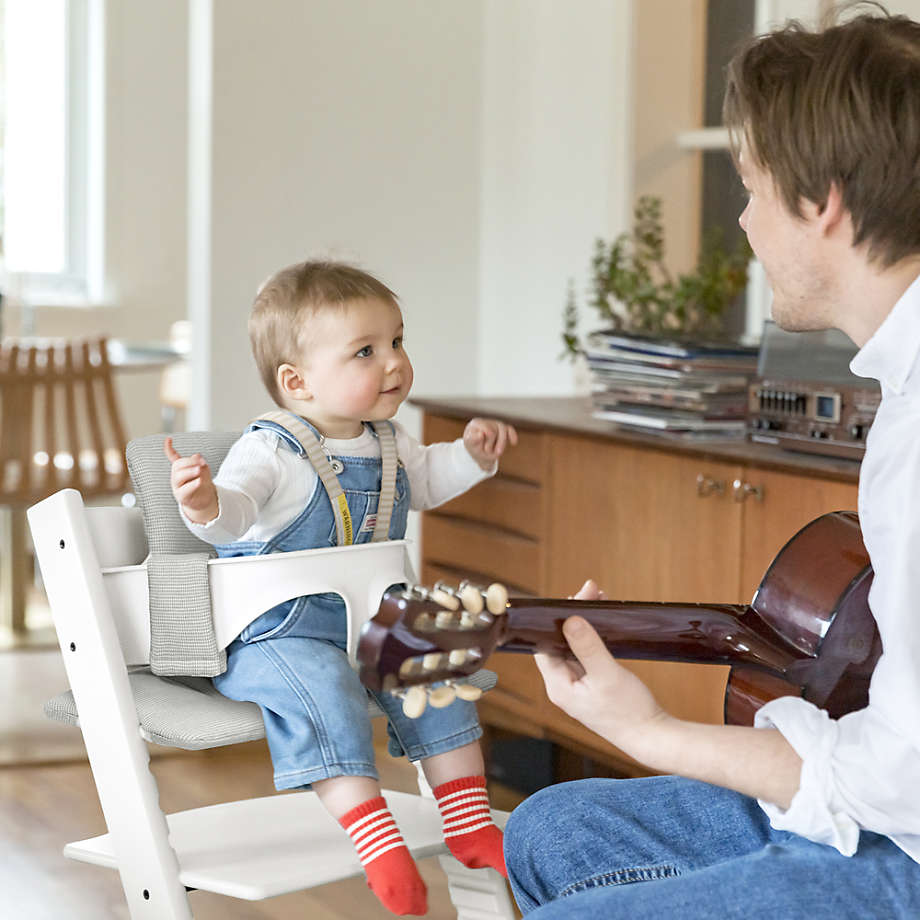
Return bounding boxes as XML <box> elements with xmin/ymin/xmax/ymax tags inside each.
<box><xmin>754</xmin><ymin>272</ymin><xmax>920</xmax><ymax>862</ymax></box>
<box><xmin>184</xmin><ymin>420</ymin><xmax>493</xmax><ymax>546</ymax></box>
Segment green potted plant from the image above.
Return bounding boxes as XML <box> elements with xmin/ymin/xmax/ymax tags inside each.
<box><xmin>562</xmin><ymin>195</ymin><xmax>753</xmax><ymax>358</ymax></box>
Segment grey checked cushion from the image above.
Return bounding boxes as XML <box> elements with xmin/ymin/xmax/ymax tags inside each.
<box><xmin>45</xmin><ymin>670</ymin><xmax>266</xmax><ymax>750</ymax></box>
<box><xmin>127</xmin><ymin>431</ymin><xmax>241</xmax><ymax>677</ymax></box>
<box><xmin>126</xmin><ymin>431</ymin><xmax>240</xmax><ymax>557</ymax></box>
<box><xmin>44</xmin><ymin>668</ymin><xmax>498</xmax><ymax>750</ymax></box>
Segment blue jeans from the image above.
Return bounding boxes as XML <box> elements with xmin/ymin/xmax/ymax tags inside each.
<box><xmin>214</xmin><ymin>600</ymin><xmax>482</xmax><ymax>790</ymax></box>
<box><xmin>504</xmin><ymin>776</ymin><xmax>920</xmax><ymax>919</ymax></box>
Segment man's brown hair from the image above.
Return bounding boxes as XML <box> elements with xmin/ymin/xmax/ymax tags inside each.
<box><xmin>249</xmin><ymin>260</ymin><xmax>399</xmax><ymax>406</ymax></box>
<box><xmin>723</xmin><ymin>2</ymin><xmax>920</xmax><ymax>267</ymax></box>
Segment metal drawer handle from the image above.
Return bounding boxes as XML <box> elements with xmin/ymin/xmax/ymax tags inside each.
<box><xmin>696</xmin><ymin>473</ymin><xmax>725</xmax><ymax>497</ymax></box>
<box><xmin>732</xmin><ymin>478</ymin><xmax>764</xmax><ymax>502</ymax></box>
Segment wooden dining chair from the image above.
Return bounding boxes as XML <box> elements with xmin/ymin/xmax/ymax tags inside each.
<box><xmin>0</xmin><ymin>336</ymin><xmax>130</xmax><ymax>637</ymax></box>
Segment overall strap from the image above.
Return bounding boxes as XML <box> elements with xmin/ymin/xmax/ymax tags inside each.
<box><xmin>368</xmin><ymin>420</ymin><xmax>398</xmax><ymax>543</ymax></box>
<box><xmin>254</xmin><ymin>409</ymin><xmax>354</xmax><ymax>545</ymax></box>
<box><xmin>251</xmin><ymin>411</ymin><xmax>398</xmax><ymax>545</ymax></box>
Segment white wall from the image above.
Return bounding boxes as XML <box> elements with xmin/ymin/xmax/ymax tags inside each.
<box><xmin>191</xmin><ymin>0</ymin><xmax>486</xmax><ymax>431</ymax></box>
<box><xmin>478</xmin><ymin>0</ymin><xmax>634</xmax><ymax>396</ymax></box>
<box><xmin>188</xmin><ymin>0</ymin><xmax>638</xmax><ymax>425</ymax></box>
<box><xmin>25</xmin><ymin>0</ymin><xmax>639</xmax><ymax>432</ymax></box>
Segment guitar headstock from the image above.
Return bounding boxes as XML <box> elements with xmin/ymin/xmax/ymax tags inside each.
<box><xmin>358</xmin><ymin>580</ymin><xmax>509</xmax><ymax>718</ymax></box>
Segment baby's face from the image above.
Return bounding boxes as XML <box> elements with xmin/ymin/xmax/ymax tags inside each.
<box><xmin>293</xmin><ymin>297</ymin><xmax>413</xmax><ymax>437</ymax></box>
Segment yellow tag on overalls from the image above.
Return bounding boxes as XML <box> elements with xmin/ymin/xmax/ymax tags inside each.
<box><xmin>336</xmin><ymin>493</ymin><xmax>354</xmax><ymax>545</ymax></box>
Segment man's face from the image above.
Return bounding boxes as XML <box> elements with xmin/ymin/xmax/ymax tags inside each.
<box><xmin>738</xmin><ymin>149</ymin><xmax>835</xmax><ymax>332</ymax></box>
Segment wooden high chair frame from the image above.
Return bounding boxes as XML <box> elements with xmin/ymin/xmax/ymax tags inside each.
<box><xmin>28</xmin><ymin>487</ymin><xmax>514</xmax><ymax>919</ymax></box>
<box><xmin>1</xmin><ymin>337</ymin><xmax>129</xmax><ymax>635</ymax></box>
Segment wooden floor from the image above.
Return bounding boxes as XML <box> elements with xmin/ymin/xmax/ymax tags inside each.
<box><xmin>0</xmin><ymin>646</ymin><xmax>525</xmax><ymax>919</ymax></box>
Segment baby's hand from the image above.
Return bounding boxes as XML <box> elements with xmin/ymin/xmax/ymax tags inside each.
<box><xmin>163</xmin><ymin>437</ymin><xmax>219</xmax><ymax>524</ymax></box>
<box><xmin>463</xmin><ymin>417</ymin><xmax>518</xmax><ymax>471</ymax></box>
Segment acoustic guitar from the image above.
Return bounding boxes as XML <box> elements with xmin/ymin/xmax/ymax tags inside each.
<box><xmin>357</xmin><ymin>511</ymin><xmax>882</xmax><ymax>724</ymax></box>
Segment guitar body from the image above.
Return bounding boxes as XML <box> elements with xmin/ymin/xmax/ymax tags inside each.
<box><xmin>358</xmin><ymin>511</ymin><xmax>883</xmax><ymax>725</ymax></box>
<box><xmin>725</xmin><ymin>511</ymin><xmax>879</xmax><ymax>723</ymax></box>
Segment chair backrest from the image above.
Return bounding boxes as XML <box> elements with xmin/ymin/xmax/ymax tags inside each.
<box><xmin>0</xmin><ymin>336</ymin><xmax>129</xmax><ymax>506</ymax></box>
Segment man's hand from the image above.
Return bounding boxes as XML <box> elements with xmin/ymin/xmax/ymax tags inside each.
<box><xmin>535</xmin><ymin>578</ymin><xmax>670</xmax><ymax>754</ymax></box>
<box><xmin>536</xmin><ymin>579</ymin><xmax>803</xmax><ymax>808</ymax></box>
<box><xmin>463</xmin><ymin>417</ymin><xmax>518</xmax><ymax>471</ymax></box>
<box><xmin>164</xmin><ymin>437</ymin><xmax>219</xmax><ymax>525</ymax></box>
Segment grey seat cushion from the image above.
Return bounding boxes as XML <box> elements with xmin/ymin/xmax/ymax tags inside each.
<box><xmin>44</xmin><ymin>668</ymin><xmax>499</xmax><ymax>750</ymax></box>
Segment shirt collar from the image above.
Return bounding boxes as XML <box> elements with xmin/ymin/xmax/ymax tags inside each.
<box><xmin>850</xmin><ymin>272</ymin><xmax>920</xmax><ymax>394</ymax></box>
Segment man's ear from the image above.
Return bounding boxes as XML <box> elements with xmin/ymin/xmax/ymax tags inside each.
<box><xmin>816</xmin><ymin>183</ymin><xmax>848</xmax><ymax>238</ymax></box>
<box><xmin>277</xmin><ymin>363</ymin><xmax>311</xmax><ymax>401</ymax></box>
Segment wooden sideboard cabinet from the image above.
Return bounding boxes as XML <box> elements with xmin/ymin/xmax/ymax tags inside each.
<box><xmin>416</xmin><ymin>397</ymin><xmax>860</xmax><ymax>775</ymax></box>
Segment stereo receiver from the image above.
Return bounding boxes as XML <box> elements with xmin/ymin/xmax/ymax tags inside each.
<box><xmin>749</xmin><ymin>322</ymin><xmax>880</xmax><ymax>460</ymax></box>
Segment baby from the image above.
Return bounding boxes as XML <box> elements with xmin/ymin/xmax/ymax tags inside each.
<box><xmin>165</xmin><ymin>259</ymin><xmax>517</xmax><ymax>916</ymax></box>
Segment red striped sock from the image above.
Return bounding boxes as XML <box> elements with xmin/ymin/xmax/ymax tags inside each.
<box><xmin>339</xmin><ymin>796</ymin><xmax>428</xmax><ymax>916</ymax></box>
<box><xmin>433</xmin><ymin>775</ymin><xmax>507</xmax><ymax>877</ymax></box>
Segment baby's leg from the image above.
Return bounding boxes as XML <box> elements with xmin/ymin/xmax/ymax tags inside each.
<box><xmin>217</xmin><ymin>636</ymin><xmax>426</xmax><ymax>916</ymax></box>
<box><xmin>313</xmin><ymin>773</ymin><xmax>381</xmax><ymax>819</ymax></box>
<box><xmin>422</xmin><ymin>741</ymin><xmax>507</xmax><ymax>877</ymax></box>
<box><xmin>314</xmin><ymin>774</ymin><xmax>428</xmax><ymax>917</ymax></box>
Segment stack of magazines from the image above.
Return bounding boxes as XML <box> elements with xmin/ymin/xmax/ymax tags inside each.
<box><xmin>585</xmin><ymin>330</ymin><xmax>759</xmax><ymax>438</ymax></box>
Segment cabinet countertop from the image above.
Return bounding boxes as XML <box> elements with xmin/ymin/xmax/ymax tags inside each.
<box><xmin>410</xmin><ymin>395</ymin><xmax>861</xmax><ymax>484</ymax></box>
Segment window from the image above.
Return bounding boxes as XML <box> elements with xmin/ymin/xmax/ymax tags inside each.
<box><xmin>0</xmin><ymin>0</ymin><xmax>103</xmax><ymax>309</ymax></box>
<box><xmin>678</xmin><ymin>1</ymin><xmax>827</xmax><ymax>342</ymax></box>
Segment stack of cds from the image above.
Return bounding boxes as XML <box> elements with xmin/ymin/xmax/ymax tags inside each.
<box><xmin>585</xmin><ymin>330</ymin><xmax>759</xmax><ymax>438</ymax></box>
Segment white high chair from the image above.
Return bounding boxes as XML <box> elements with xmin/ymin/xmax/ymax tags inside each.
<box><xmin>28</xmin><ymin>485</ymin><xmax>515</xmax><ymax>919</ymax></box>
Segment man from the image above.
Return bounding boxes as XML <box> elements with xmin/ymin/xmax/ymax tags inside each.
<box><xmin>503</xmin><ymin>7</ymin><xmax>920</xmax><ymax>918</ymax></box>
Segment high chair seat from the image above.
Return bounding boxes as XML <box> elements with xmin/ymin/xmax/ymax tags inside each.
<box><xmin>43</xmin><ymin>666</ymin><xmax>498</xmax><ymax>750</ymax></box>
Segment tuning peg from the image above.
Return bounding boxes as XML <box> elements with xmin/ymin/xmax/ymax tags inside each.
<box><xmin>431</xmin><ymin>587</ymin><xmax>460</xmax><ymax>611</ymax></box>
<box><xmin>448</xmin><ymin>649</ymin><xmax>468</xmax><ymax>667</ymax></box>
<box><xmin>454</xmin><ymin>682</ymin><xmax>483</xmax><ymax>702</ymax></box>
<box><xmin>402</xmin><ymin>685</ymin><xmax>428</xmax><ymax>718</ymax></box>
<box><xmin>412</xmin><ymin>612</ymin><xmax>435</xmax><ymax>632</ymax></box>
<box><xmin>459</xmin><ymin>584</ymin><xmax>484</xmax><ymax>614</ymax></box>
<box><xmin>486</xmin><ymin>583</ymin><xmax>509</xmax><ymax>614</ymax></box>
<box><xmin>422</xmin><ymin>653</ymin><xmax>443</xmax><ymax>672</ymax></box>
<box><xmin>459</xmin><ymin>610</ymin><xmax>478</xmax><ymax>629</ymax></box>
<box><xmin>435</xmin><ymin>610</ymin><xmax>455</xmax><ymax>629</ymax></box>
<box><xmin>429</xmin><ymin>685</ymin><xmax>457</xmax><ymax>708</ymax></box>
<box><xmin>399</xmin><ymin>658</ymin><xmax>420</xmax><ymax>679</ymax></box>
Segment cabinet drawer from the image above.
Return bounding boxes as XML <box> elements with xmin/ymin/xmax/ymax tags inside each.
<box><xmin>423</xmin><ymin>515</ymin><xmax>542</xmax><ymax>595</ymax></box>
<box><xmin>436</xmin><ymin>476</ymin><xmax>543</xmax><ymax>540</ymax></box>
<box><xmin>423</xmin><ymin>414</ymin><xmax>546</xmax><ymax>485</ymax></box>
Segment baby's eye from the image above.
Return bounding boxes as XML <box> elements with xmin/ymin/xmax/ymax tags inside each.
<box><xmin>392</xmin><ymin>336</ymin><xmax>403</xmax><ymax>350</ymax></box>
<box><xmin>355</xmin><ymin>345</ymin><xmax>373</xmax><ymax>358</ymax></box>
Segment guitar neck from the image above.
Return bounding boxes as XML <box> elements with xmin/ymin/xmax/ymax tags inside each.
<box><xmin>499</xmin><ymin>598</ymin><xmax>805</xmax><ymax>675</ymax></box>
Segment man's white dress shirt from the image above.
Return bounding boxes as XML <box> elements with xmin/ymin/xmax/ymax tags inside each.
<box><xmin>755</xmin><ymin>273</ymin><xmax>920</xmax><ymax>862</ymax></box>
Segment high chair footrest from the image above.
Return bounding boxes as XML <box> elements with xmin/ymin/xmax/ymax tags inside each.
<box><xmin>63</xmin><ymin>788</ymin><xmax>508</xmax><ymax>901</ymax></box>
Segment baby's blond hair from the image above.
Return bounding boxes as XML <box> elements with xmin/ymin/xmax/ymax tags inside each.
<box><xmin>249</xmin><ymin>259</ymin><xmax>399</xmax><ymax>405</ymax></box>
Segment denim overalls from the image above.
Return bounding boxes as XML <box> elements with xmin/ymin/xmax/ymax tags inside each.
<box><xmin>212</xmin><ymin>414</ymin><xmax>482</xmax><ymax>790</ymax></box>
